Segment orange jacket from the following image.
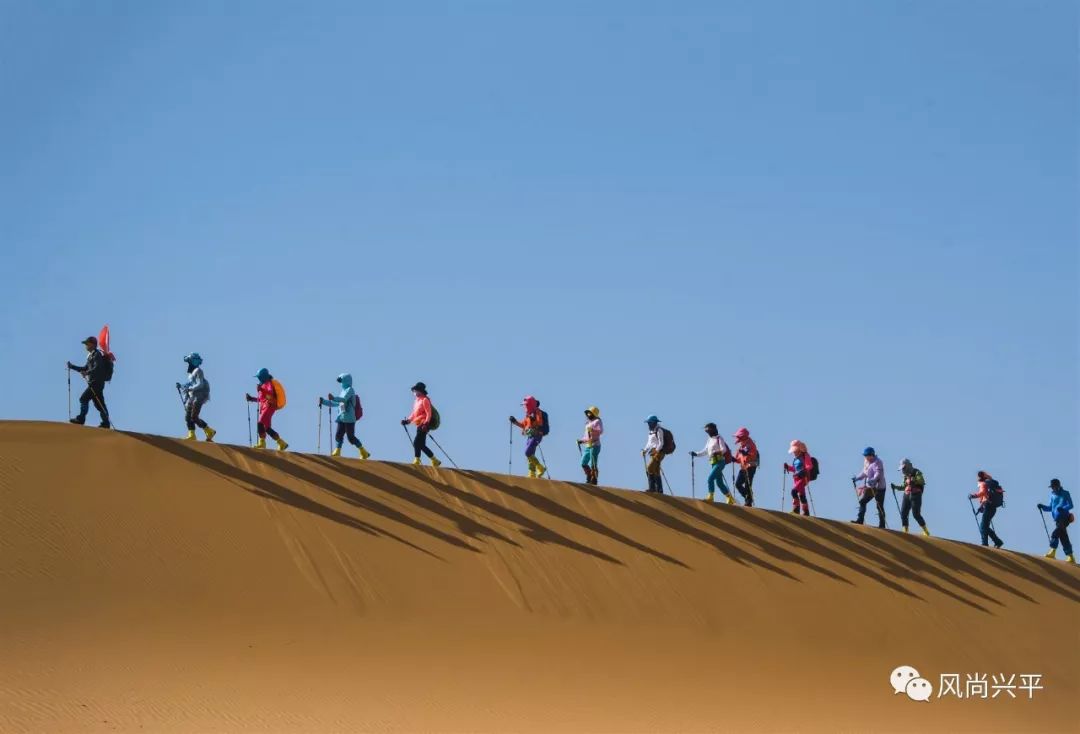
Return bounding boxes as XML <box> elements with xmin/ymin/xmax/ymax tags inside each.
<box><xmin>407</xmin><ymin>395</ymin><xmax>433</xmax><ymax>427</ymax></box>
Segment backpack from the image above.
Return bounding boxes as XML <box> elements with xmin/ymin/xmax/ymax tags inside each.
<box><xmin>807</xmin><ymin>456</ymin><xmax>820</xmax><ymax>481</ymax></box>
<box><xmin>987</xmin><ymin>480</ymin><xmax>1005</xmax><ymax>508</ymax></box>
<box><xmin>353</xmin><ymin>394</ymin><xmax>363</xmax><ymax>420</ymax></box>
<box><xmin>429</xmin><ymin>406</ymin><xmax>441</xmax><ymax>431</ymax></box>
<box><xmin>271</xmin><ymin>379</ymin><xmax>287</xmax><ymax>409</ymax></box>
<box><xmin>538</xmin><ymin>410</ymin><xmax>550</xmax><ymax>436</ymax></box>
<box><xmin>661</xmin><ymin>428</ymin><xmax>676</xmax><ymax>455</ymax></box>
<box><xmin>101</xmin><ymin>353</ymin><xmax>115</xmax><ymax>382</ymax></box>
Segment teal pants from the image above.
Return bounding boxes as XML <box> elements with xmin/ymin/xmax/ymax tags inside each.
<box><xmin>581</xmin><ymin>445</ymin><xmax>601</xmax><ymax>469</ymax></box>
<box><xmin>708</xmin><ymin>461</ymin><xmax>730</xmax><ymax>495</ymax></box>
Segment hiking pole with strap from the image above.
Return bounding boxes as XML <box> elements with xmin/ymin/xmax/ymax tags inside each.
<box><xmin>87</xmin><ymin>383</ymin><xmax>111</xmax><ymax>429</ymax></box>
<box><xmin>1038</xmin><ymin>506</ymin><xmax>1051</xmax><ymax>544</ymax></box>
<box><xmin>317</xmin><ymin>400</ymin><xmax>322</xmax><ymax>454</ymax></box>
<box><xmin>807</xmin><ymin>486</ymin><xmax>816</xmax><ymax>517</ymax></box>
<box><xmin>175</xmin><ymin>384</ymin><xmax>186</xmax><ymax>409</ymax></box>
<box><xmin>66</xmin><ymin>366</ymin><xmax>72</xmax><ymax>420</ymax></box>
<box><xmin>967</xmin><ymin>497</ymin><xmax>983</xmax><ymax>538</ymax></box>
<box><xmin>660</xmin><ymin>467</ymin><xmax>673</xmax><ymax>496</ymax></box>
<box><xmin>246</xmin><ymin>398</ymin><xmax>253</xmax><ymax>447</ymax></box>
<box><xmin>428</xmin><ymin>434</ymin><xmax>459</xmax><ymax>469</ymax></box>
<box><xmin>508</xmin><ymin>423</ymin><xmax>514</xmax><ymax>475</ymax></box>
<box><xmin>781</xmin><ymin>468</ymin><xmax>787</xmax><ymax>510</ymax></box>
<box><xmin>539</xmin><ymin>446</ymin><xmax>552</xmax><ymax>480</ymax></box>
<box><xmin>690</xmin><ymin>455</ymin><xmax>696</xmax><ymax>500</ymax></box>
<box><xmin>891</xmin><ymin>484</ymin><xmax>903</xmax><ymax>517</ymax></box>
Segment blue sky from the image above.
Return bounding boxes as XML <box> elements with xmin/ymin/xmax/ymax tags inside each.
<box><xmin>1</xmin><ymin>1</ymin><xmax>1076</xmax><ymax>556</ymax></box>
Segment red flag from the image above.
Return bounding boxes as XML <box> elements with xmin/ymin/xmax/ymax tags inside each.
<box><xmin>98</xmin><ymin>325</ymin><xmax>113</xmax><ymax>359</ymax></box>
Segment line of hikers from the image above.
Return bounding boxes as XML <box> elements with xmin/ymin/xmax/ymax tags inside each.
<box><xmin>64</xmin><ymin>337</ymin><xmax>1075</xmax><ymax>565</ymax></box>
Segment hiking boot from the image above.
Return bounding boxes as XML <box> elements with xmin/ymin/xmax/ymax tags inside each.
<box><xmin>255</xmin><ymin>437</ymin><xmax>267</xmax><ymax>449</ymax></box>
<box><xmin>411</xmin><ymin>457</ymin><xmax>421</xmax><ymax>466</ymax></box>
<box><xmin>69</xmin><ymin>416</ymin><xmax>85</xmax><ymax>425</ymax></box>
<box><xmin>203</xmin><ymin>426</ymin><xmax>217</xmax><ymax>442</ymax></box>
<box><xmin>745</xmin><ymin>495</ymin><xmax>754</xmax><ymax>507</ymax></box>
<box><xmin>921</xmin><ymin>526</ymin><xmax>931</xmax><ymax>538</ymax></box>
<box><xmin>331</xmin><ymin>447</ymin><xmax>342</xmax><ymax>457</ymax></box>
<box><xmin>534</xmin><ymin>462</ymin><xmax>547</xmax><ymax>478</ymax></box>
<box><xmin>790</xmin><ymin>507</ymin><xmax>801</xmax><ymax>514</ymax></box>
<box><xmin>850</xmin><ymin>519</ymin><xmax>863</xmax><ymax>525</ymax></box>
<box><xmin>275</xmin><ymin>438</ymin><xmax>289</xmax><ymax>452</ymax></box>
<box><xmin>1067</xmin><ymin>555</ymin><xmax>1076</xmax><ymax>565</ymax></box>
<box><xmin>993</xmin><ymin>540</ymin><xmax>1004</xmax><ymax>549</ymax></box>
<box><xmin>725</xmin><ymin>493</ymin><xmax>736</xmax><ymax>505</ymax></box>
<box><xmin>802</xmin><ymin>508</ymin><xmax>811</xmax><ymax>517</ymax></box>
<box><xmin>99</xmin><ymin>421</ymin><xmax>111</xmax><ymax>429</ymax></box>
<box><xmin>359</xmin><ymin>446</ymin><xmax>371</xmax><ymax>460</ymax></box>
<box><xmin>1044</xmin><ymin>548</ymin><xmax>1057</xmax><ymax>559</ymax></box>
<box><xmin>528</xmin><ymin>468</ymin><xmax>537</xmax><ymax>478</ymax></box>
<box><xmin>185</xmin><ymin>430</ymin><xmax>197</xmax><ymax>441</ymax></box>
<box><xmin>878</xmin><ymin>522</ymin><xmax>886</xmax><ymax>529</ymax></box>
<box><xmin>902</xmin><ymin>526</ymin><xmax>909</xmax><ymax>533</ymax></box>
<box><xmin>430</xmin><ymin>457</ymin><xmax>442</xmax><ymax>468</ymax></box>
<box><xmin>704</xmin><ymin>492</ymin><xmax>714</xmax><ymax>503</ymax></box>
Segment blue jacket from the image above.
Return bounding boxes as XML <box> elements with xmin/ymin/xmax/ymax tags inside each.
<box><xmin>180</xmin><ymin>366</ymin><xmax>210</xmax><ymax>400</ymax></box>
<box><xmin>1039</xmin><ymin>489</ymin><xmax>1074</xmax><ymax>522</ymax></box>
<box><xmin>320</xmin><ymin>373</ymin><xmax>359</xmax><ymax>423</ymax></box>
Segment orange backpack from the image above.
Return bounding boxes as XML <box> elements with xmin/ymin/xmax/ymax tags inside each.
<box><xmin>271</xmin><ymin>379</ymin><xmax>287</xmax><ymax>409</ymax></box>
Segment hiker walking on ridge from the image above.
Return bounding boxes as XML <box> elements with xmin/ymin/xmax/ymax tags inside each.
<box><xmin>320</xmin><ymin>373</ymin><xmax>370</xmax><ymax>459</ymax></box>
<box><xmin>1038</xmin><ymin>479</ymin><xmax>1074</xmax><ymax>564</ymax></box>
<box><xmin>246</xmin><ymin>368</ymin><xmax>288</xmax><ymax>451</ymax></box>
<box><xmin>177</xmin><ymin>353</ymin><xmax>216</xmax><ymax>442</ymax></box>
<box><xmin>852</xmin><ymin>447</ymin><xmax>887</xmax><ymax>528</ymax></box>
<box><xmin>690</xmin><ymin>423</ymin><xmax>734</xmax><ymax>504</ymax></box>
<box><xmin>642</xmin><ymin>416</ymin><xmax>671</xmax><ymax>493</ymax></box>
<box><xmin>783</xmin><ymin>440</ymin><xmax>813</xmax><ymax>515</ymax></box>
<box><xmin>733</xmin><ymin>427</ymin><xmax>759</xmax><ymax>507</ymax></box>
<box><xmin>891</xmin><ymin>458</ymin><xmax>929</xmax><ymax>536</ymax></box>
<box><xmin>577</xmin><ymin>406</ymin><xmax>603</xmax><ymax>485</ymax></box>
<box><xmin>969</xmin><ymin>470</ymin><xmax>1005</xmax><ymax>548</ymax></box>
<box><xmin>402</xmin><ymin>382</ymin><xmax>440</xmax><ymax>467</ymax></box>
<box><xmin>509</xmin><ymin>395</ymin><xmax>548</xmax><ymax>478</ymax></box>
<box><xmin>66</xmin><ymin>335</ymin><xmax>112</xmax><ymax>429</ymax></box>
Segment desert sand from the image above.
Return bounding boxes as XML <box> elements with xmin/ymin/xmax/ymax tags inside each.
<box><xmin>1</xmin><ymin>420</ymin><xmax>1076</xmax><ymax>733</ymax></box>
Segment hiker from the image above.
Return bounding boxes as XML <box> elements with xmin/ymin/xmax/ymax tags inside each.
<box><xmin>245</xmin><ymin>368</ymin><xmax>288</xmax><ymax>451</ymax></box>
<box><xmin>319</xmin><ymin>373</ymin><xmax>370</xmax><ymax>459</ymax></box>
<box><xmin>177</xmin><ymin>352</ymin><xmax>216</xmax><ymax>441</ymax></box>
<box><xmin>690</xmin><ymin>423</ymin><xmax>734</xmax><ymax>503</ymax></box>
<box><xmin>969</xmin><ymin>470</ymin><xmax>1005</xmax><ymax>548</ymax></box>
<box><xmin>509</xmin><ymin>395</ymin><xmax>548</xmax><ymax>478</ymax></box>
<box><xmin>641</xmin><ymin>416</ymin><xmax>667</xmax><ymax>493</ymax></box>
<box><xmin>783</xmin><ymin>440</ymin><xmax>812</xmax><ymax>515</ymax></box>
<box><xmin>66</xmin><ymin>335</ymin><xmax>111</xmax><ymax>428</ymax></box>
<box><xmin>1038</xmin><ymin>479</ymin><xmax>1074</xmax><ymax>564</ymax></box>
<box><xmin>576</xmin><ymin>406</ymin><xmax>603</xmax><ymax>485</ymax></box>
<box><xmin>401</xmin><ymin>382</ymin><xmax>440</xmax><ymax>467</ymax></box>
<box><xmin>732</xmin><ymin>427</ymin><xmax>759</xmax><ymax>506</ymax></box>
<box><xmin>852</xmin><ymin>447</ymin><xmax>887</xmax><ymax>528</ymax></box>
<box><xmin>891</xmin><ymin>458</ymin><xmax>928</xmax><ymax>536</ymax></box>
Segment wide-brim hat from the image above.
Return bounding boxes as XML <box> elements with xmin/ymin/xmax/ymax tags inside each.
<box><xmin>410</xmin><ymin>382</ymin><xmax>427</xmax><ymax>393</ymax></box>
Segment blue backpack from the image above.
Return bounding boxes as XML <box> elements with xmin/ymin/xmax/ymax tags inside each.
<box><xmin>539</xmin><ymin>410</ymin><xmax>550</xmax><ymax>436</ymax></box>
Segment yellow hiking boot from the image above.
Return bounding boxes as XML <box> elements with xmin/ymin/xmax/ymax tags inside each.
<box><xmin>534</xmin><ymin>462</ymin><xmax>547</xmax><ymax>478</ymax></box>
<box><xmin>255</xmin><ymin>437</ymin><xmax>267</xmax><ymax>449</ymax></box>
<box><xmin>430</xmin><ymin>456</ymin><xmax>442</xmax><ymax>468</ymax></box>
<box><xmin>359</xmin><ymin>446</ymin><xmax>371</xmax><ymax>460</ymax></box>
<box><xmin>704</xmin><ymin>492</ymin><xmax>714</xmax><ymax>503</ymax></box>
<box><xmin>921</xmin><ymin>526</ymin><xmax>931</xmax><ymax>537</ymax></box>
<box><xmin>276</xmin><ymin>439</ymin><xmax>289</xmax><ymax>452</ymax></box>
<box><xmin>331</xmin><ymin>447</ymin><xmax>342</xmax><ymax>457</ymax></box>
<box><xmin>1066</xmin><ymin>555</ymin><xmax>1076</xmax><ymax>565</ymax></box>
<box><xmin>203</xmin><ymin>426</ymin><xmax>217</xmax><ymax>442</ymax></box>
<box><xmin>1045</xmin><ymin>548</ymin><xmax>1057</xmax><ymax>559</ymax></box>
<box><xmin>725</xmin><ymin>493</ymin><xmax>736</xmax><ymax>505</ymax></box>
<box><xmin>411</xmin><ymin>457</ymin><xmax>421</xmax><ymax>466</ymax></box>
<box><xmin>902</xmin><ymin>526</ymin><xmax>909</xmax><ymax>533</ymax></box>
<box><xmin>184</xmin><ymin>430</ymin><xmax>197</xmax><ymax>440</ymax></box>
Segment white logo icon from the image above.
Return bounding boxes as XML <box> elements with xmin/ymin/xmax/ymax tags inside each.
<box><xmin>890</xmin><ymin>665</ymin><xmax>921</xmax><ymax>695</ymax></box>
<box><xmin>906</xmin><ymin>677</ymin><xmax>933</xmax><ymax>702</ymax></box>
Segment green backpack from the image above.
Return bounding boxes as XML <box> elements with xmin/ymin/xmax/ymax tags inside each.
<box><xmin>429</xmin><ymin>406</ymin><xmax>441</xmax><ymax>431</ymax></box>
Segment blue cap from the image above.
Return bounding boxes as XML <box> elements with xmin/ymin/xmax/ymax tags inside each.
<box><xmin>863</xmin><ymin>446</ymin><xmax>876</xmax><ymax>457</ymax></box>
<box><xmin>183</xmin><ymin>352</ymin><xmax>202</xmax><ymax>366</ymax></box>
<box><xmin>255</xmin><ymin>367</ymin><xmax>271</xmax><ymax>383</ymax></box>
<box><xmin>645</xmin><ymin>415</ymin><xmax>660</xmax><ymax>424</ymax></box>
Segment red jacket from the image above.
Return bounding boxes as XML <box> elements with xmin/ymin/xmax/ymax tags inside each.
<box><xmin>407</xmin><ymin>395</ymin><xmax>433</xmax><ymax>428</ymax></box>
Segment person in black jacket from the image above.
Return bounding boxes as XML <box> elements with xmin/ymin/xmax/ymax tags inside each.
<box><xmin>67</xmin><ymin>336</ymin><xmax>111</xmax><ymax>428</ymax></box>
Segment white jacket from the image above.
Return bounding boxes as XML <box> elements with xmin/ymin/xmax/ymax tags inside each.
<box><xmin>644</xmin><ymin>428</ymin><xmax>664</xmax><ymax>453</ymax></box>
<box><xmin>693</xmin><ymin>435</ymin><xmax>730</xmax><ymax>462</ymax></box>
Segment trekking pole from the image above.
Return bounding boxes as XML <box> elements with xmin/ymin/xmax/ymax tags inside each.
<box><xmin>87</xmin><ymin>383</ymin><xmax>112</xmax><ymax>429</ymax></box>
<box><xmin>690</xmin><ymin>455</ymin><xmax>696</xmax><ymax>500</ymax></box>
<box><xmin>66</xmin><ymin>366</ymin><xmax>72</xmax><ymax>420</ymax></box>
<box><xmin>317</xmin><ymin>400</ymin><xmax>322</xmax><ymax>454</ymax></box>
<box><xmin>967</xmin><ymin>497</ymin><xmax>982</xmax><ymax>538</ymax></box>
<box><xmin>807</xmin><ymin>486</ymin><xmax>816</xmax><ymax>517</ymax></box>
<box><xmin>428</xmin><ymin>434</ymin><xmax>459</xmax><ymax>469</ymax></box>
<box><xmin>660</xmin><ymin>467</ymin><xmax>673</xmax><ymax>496</ymax></box>
<box><xmin>246</xmin><ymin>398</ymin><xmax>253</xmax><ymax>447</ymax></box>
<box><xmin>1038</xmin><ymin>507</ymin><xmax>1051</xmax><ymax>544</ymax></box>
<box><xmin>175</xmin><ymin>384</ymin><xmax>186</xmax><ymax>409</ymax></box>
<box><xmin>539</xmin><ymin>446</ymin><xmax>552</xmax><ymax>480</ymax></box>
<box><xmin>508</xmin><ymin>423</ymin><xmax>514</xmax><ymax>475</ymax></box>
<box><xmin>781</xmin><ymin>469</ymin><xmax>787</xmax><ymax>510</ymax></box>
<box><xmin>891</xmin><ymin>485</ymin><xmax>903</xmax><ymax>517</ymax></box>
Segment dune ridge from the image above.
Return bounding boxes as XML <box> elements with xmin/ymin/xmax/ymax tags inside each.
<box><xmin>1</xmin><ymin>421</ymin><xmax>1076</xmax><ymax>733</ymax></box>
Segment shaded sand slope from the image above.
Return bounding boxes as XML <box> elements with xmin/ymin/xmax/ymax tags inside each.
<box><xmin>1</xmin><ymin>421</ymin><xmax>1077</xmax><ymax>733</ymax></box>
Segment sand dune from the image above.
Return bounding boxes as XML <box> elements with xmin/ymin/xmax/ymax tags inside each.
<box><xmin>0</xmin><ymin>420</ymin><xmax>1076</xmax><ymax>733</ymax></box>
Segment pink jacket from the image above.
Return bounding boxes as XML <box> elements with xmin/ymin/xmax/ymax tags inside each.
<box><xmin>407</xmin><ymin>395</ymin><xmax>433</xmax><ymax>427</ymax></box>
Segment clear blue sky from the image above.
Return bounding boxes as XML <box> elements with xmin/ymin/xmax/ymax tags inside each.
<box><xmin>1</xmin><ymin>1</ymin><xmax>1076</xmax><ymax>556</ymax></box>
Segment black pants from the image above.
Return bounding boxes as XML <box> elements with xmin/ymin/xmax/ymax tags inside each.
<box><xmin>980</xmin><ymin>505</ymin><xmax>1003</xmax><ymax>547</ymax></box>
<box><xmin>185</xmin><ymin>397</ymin><xmax>208</xmax><ymax>430</ymax></box>
<box><xmin>336</xmin><ymin>421</ymin><xmax>363</xmax><ymax>447</ymax></box>
<box><xmin>735</xmin><ymin>466</ymin><xmax>757</xmax><ymax>505</ymax></box>
<box><xmin>900</xmin><ymin>493</ymin><xmax>926</xmax><ymax>528</ymax></box>
<box><xmin>257</xmin><ymin>423</ymin><xmax>280</xmax><ymax>440</ymax></box>
<box><xmin>1051</xmin><ymin>516</ymin><xmax>1073</xmax><ymax>555</ymax></box>
<box><xmin>857</xmin><ymin>488</ymin><xmax>887</xmax><ymax>527</ymax></box>
<box><xmin>78</xmin><ymin>382</ymin><xmax>109</xmax><ymax>423</ymax></box>
<box><xmin>413</xmin><ymin>426</ymin><xmax>434</xmax><ymax>459</ymax></box>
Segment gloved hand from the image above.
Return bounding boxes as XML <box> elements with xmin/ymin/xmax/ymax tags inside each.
<box><xmin>176</xmin><ymin>382</ymin><xmax>182</xmax><ymax>390</ymax></box>
<box><xmin>576</xmin><ymin>439</ymin><xmax>582</xmax><ymax>445</ymax></box>
<box><xmin>851</xmin><ymin>476</ymin><xmax>858</xmax><ymax>483</ymax></box>
<box><xmin>688</xmin><ymin>450</ymin><xmax>695</xmax><ymax>457</ymax></box>
<box><xmin>401</xmin><ymin>419</ymin><xmax>409</xmax><ymax>426</ymax></box>
<box><xmin>508</xmin><ymin>416</ymin><xmax>516</xmax><ymax>423</ymax></box>
<box><xmin>783</xmin><ymin>464</ymin><xmax>792</xmax><ymax>474</ymax></box>
<box><xmin>245</xmin><ymin>393</ymin><xmax>254</xmax><ymax>402</ymax></box>
<box><xmin>327</xmin><ymin>393</ymin><xmax>334</xmax><ymax>401</ymax></box>
<box><xmin>66</xmin><ymin>362</ymin><xmax>75</xmax><ymax>370</ymax></box>
<box><xmin>1037</xmin><ymin>504</ymin><xmax>1048</xmax><ymax>512</ymax></box>
<box><xmin>641</xmin><ymin>449</ymin><xmax>646</xmax><ymax>457</ymax></box>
